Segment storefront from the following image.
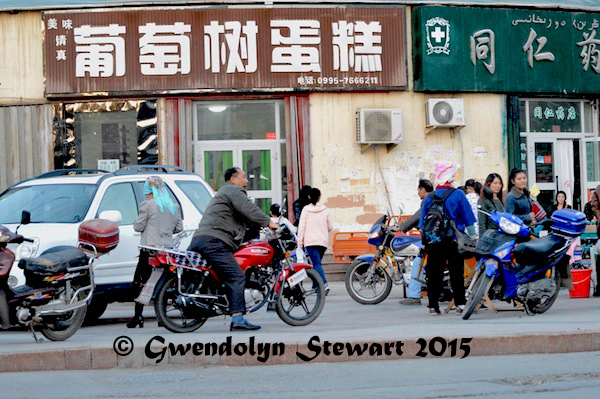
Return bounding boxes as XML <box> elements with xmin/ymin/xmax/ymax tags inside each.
<box><xmin>42</xmin><ymin>6</ymin><xmax>407</xmax><ymax>216</ymax></box>
<box><xmin>412</xmin><ymin>5</ymin><xmax>600</xmax><ymax>213</ymax></box>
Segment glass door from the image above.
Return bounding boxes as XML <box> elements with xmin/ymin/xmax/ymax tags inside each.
<box><xmin>527</xmin><ymin>138</ymin><xmax>557</xmax><ymax>212</ymax></box>
<box><xmin>195</xmin><ymin>142</ymin><xmax>281</xmax><ymax>214</ymax></box>
<box><xmin>584</xmin><ymin>137</ymin><xmax>600</xmax><ymax>206</ymax></box>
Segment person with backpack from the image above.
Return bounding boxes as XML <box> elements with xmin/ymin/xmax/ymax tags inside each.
<box><xmin>419</xmin><ymin>162</ymin><xmax>477</xmax><ymax>315</ymax></box>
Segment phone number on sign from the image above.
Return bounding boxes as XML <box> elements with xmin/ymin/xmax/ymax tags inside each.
<box><xmin>298</xmin><ymin>76</ymin><xmax>380</xmax><ymax>86</ymax></box>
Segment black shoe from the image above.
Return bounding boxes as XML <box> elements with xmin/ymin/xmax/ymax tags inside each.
<box><xmin>429</xmin><ymin>307</ymin><xmax>441</xmax><ymax>316</ymax></box>
<box><xmin>230</xmin><ymin>319</ymin><xmax>261</xmax><ymax>331</ymax></box>
<box><xmin>127</xmin><ymin>315</ymin><xmax>144</xmax><ymax>328</ymax></box>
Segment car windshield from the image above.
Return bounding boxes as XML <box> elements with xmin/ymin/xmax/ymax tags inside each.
<box><xmin>0</xmin><ymin>184</ymin><xmax>97</xmax><ymax>224</ymax></box>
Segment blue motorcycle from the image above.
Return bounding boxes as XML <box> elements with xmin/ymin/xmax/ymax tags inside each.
<box><xmin>462</xmin><ymin>208</ymin><xmax>585</xmax><ymax>320</ymax></box>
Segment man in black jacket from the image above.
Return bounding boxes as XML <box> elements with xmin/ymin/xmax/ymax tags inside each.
<box><xmin>189</xmin><ymin>167</ymin><xmax>279</xmax><ymax>331</ymax></box>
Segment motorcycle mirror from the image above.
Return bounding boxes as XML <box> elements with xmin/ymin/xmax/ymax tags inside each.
<box><xmin>21</xmin><ymin>211</ymin><xmax>31</xmax><ymax>225</ymax></box>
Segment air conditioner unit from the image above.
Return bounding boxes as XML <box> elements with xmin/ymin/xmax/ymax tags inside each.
<box><xmin>426</xmin><ymin>99</ymin><xmax>466</xmax><ymax>127</ymax></box>
<box><xmin>356</xmin><ymin>109</ymin><xmax>403</xmax><ymax>144</ymax></box>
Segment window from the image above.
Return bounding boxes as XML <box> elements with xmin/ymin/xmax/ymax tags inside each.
<box><xmin>195</xmin><ymin>100</ymin><xmax>284</xmax><ymax>141</ymax></box>
<box><xmin>97</xmin><ymin>183</ymin><xmax>138</xmax><ymax>225</ymax></box>
<box><xmin>133</xmin><ymin>181</ymin><xmax>183</xmax><ymax>219</ymax></box>
<box><xmin>0</xmin><ymin>184</ymin><xmax>96</xmax><ymax>224</ymax></box>
<box><xmin>175</xmin><ymin>181</ymin><xmax>212</xmax><ymax>215</ymax></box>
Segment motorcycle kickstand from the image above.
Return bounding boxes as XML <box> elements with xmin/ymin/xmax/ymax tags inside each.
<box><xmin>27</xmin><ymin>322</ymin><xmax>43</xmax><ymax>343</ymax></box>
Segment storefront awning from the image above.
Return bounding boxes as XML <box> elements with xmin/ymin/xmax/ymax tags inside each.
<box><xmin>2</xmin><ymin>0</ymin><xmax>600</xmax><ymax>13</ymax></box>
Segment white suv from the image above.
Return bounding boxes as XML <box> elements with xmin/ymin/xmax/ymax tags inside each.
<box><xmin>0</xmin><ymin>166</ymin><xmax>214</xmax><ymax>322</ymax></box>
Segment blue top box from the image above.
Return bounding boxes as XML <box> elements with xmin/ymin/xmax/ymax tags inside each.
<box><xmin>551</xmin><ymin>209</ymin><xmax>586</xmax><ymax>237</ymax></box>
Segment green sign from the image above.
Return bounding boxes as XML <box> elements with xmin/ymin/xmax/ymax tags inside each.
<box><xmin>413</xmin><ymin>6</ymin><xmax>600</xmax><ymax>93</ymax></box>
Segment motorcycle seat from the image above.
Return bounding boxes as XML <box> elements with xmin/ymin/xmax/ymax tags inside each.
<box><xmin>19</xmin><ymin>247</ymin><xmax>89</xmax><ymax>275</ymax></box>
<box><xmin>513</xmin><ymin>235</ymin><xmax>567</xmax><ymax>266</ymax></box>
<box><xmin>391</xmin><ymin>236</ymin><xmax>421</xmax><ymax>252</ymax></box>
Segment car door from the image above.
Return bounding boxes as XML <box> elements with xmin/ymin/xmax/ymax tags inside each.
<box><xmin>91</xmin><ymin>182</ymin><xmax>141</xmax><ymax>287</ymax></box>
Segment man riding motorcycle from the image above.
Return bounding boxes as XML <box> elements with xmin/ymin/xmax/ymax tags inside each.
<box><xmin>188</xmin><ymin>167</ymin><xmax>279</xmax><ymax>331</ymax></box>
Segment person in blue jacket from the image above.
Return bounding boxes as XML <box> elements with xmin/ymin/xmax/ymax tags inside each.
<box><xmin>419</xmin><ymin>162</ymin><xmax>477</xmax><ymax>315</ymax></box>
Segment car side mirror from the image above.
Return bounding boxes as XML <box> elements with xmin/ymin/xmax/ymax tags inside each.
<box><xmin>21</xmin><ymin>211</ymin><xmax>31</xmax><ymax>225</ymax></box>
<box><xmin>99</xmin><ymin>210</ymin><xmax>122</xmax><ymax>224</ymax></box>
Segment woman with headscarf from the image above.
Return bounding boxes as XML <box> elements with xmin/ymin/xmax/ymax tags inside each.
<box><xmin>419</xmin><ymin>162</ymin><xmax>477</xmax><ymax>315</ymax></box>
<box><xmin>128</xmin><ymin>176</ymin><xmax>183</xmax><ymax>328</ymax></box>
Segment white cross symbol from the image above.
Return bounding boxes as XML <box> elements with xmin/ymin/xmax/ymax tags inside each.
<box><xmin>431</xmin><ymin>27</ymin><xmax>446</xmax><ymax>43</ymax></box>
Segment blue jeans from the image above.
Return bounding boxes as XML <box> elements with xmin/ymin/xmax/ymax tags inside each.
<box><xmin>305</xmin><ymin>246</ymin><xmax>328</xmax><ymax>286</ymax></box>
<box><xmin>408</xmin><ymin>256</ymin><xmax>425</xmax><ymax>299</ymax></box>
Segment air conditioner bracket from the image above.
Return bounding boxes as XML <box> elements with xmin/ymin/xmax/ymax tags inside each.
<box><xmin>360</xmin><ymin>143</ymin><xmax>398</xmax><ymax>154</ymax></box>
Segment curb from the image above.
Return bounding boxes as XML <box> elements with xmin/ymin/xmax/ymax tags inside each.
<box><xmin>1</xmin><ymin>332</ymin><xmax>599</xmax><ymax>372</ymax></box>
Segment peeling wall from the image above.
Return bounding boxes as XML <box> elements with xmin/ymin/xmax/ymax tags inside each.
<box><xmin>310</xmin><ymin>92</ymin><xmax>508</xmax><ymax>231</ymax></box>
<box><xmin>0</xmin><ymin>12</ymin><xmax>45</xmax><ymax>105</ymax></box>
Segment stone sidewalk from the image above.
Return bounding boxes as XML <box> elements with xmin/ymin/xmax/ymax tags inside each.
<box><xmin>0</xmin><ymin>282</ymin><xmax>599</xmax><ymax>372</ymax></box>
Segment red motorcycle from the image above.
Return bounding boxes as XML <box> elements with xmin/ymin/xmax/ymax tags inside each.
<box><xmin>144</xmin><ymin>226</ymin><xmax>326</xmax><ymax>333</ymax></box>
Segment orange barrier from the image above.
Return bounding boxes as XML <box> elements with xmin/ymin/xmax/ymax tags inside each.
<box><xmin>332</xmin><ymin>232</ymin><xmax>376</xmax><ymax>263</ymax></box>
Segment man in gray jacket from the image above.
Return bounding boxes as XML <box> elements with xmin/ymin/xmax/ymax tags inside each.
<box><xmin>189</xmin><ymin>167</ymin><xmax>278</xmax><ymax>331</ymax></box>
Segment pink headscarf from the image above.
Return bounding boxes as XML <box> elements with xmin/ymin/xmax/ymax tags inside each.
<box><xmin>434</xmin><ymin>161</ymin><xmax>460</xmax><ymax>184</ymax></box>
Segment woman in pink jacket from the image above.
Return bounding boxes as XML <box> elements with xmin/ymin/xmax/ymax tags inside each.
<box><xmin>298</xmin><ymin>188</ymin><xmax>334</xmax><ymax>294</ymax></box>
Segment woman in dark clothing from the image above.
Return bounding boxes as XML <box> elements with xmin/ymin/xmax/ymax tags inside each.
<box><xmin>293</xmin><ymin>185</ymin><xmax>312</xmax><ymax>226</ymax></box>
<box><xmin>552</xmin><ymin>190</ymin><xmax>572</xmax><ymax>213</ymax></box>
<box><xmin>505</xmin><ymin>168</ymin><xmax>535</xmax><ymax>226</ymax></box>
<box><xmin>478</xmin><ymin>173</ymin><xmax>505</xmax><ymax>236</ymax></box>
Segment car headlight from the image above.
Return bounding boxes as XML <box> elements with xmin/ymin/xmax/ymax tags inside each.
<box><xmin>499</xmin><ymin>217</ymin><xmax>520</xmax><ymax>235</ymax></box>
<box><xmin>17</xmin><ymin>239</ymin><xmax>39</xmax><ymax>259</ymax></box>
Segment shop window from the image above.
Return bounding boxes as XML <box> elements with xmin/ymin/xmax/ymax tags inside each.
<box><xmin>55</xmin><ymin>100</ymin><xmax>158</xmax><ymax>171</ymax></box>
<box><xmin>195</xmin><ymin>101</ymin><xmax>284</xmax><ymax>141</ymax></box>
<box><xmin>97</xmin><ymin>183</ymin><xmax>138</xmax><ymax>225</ymax></box>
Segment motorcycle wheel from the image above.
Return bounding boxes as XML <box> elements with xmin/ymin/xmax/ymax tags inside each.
<box><xmin>40</xmin><ymin>285</ymin><xmax>88</xmax><ymax>342</ymax></box>
<box><xmin>276</xmin><ymin>269</ymin><xmax>326</xmax><ymax>326</ymax></box>
<box><xmin>528</xmin><ymin>275</ymin><xmax>562</xmax><ymax>315</ymax></box>
<box><xmin>345</xmin><ymin>259</ymin><xmax>392</xmax><ymax>305</ymax></box>
<box><xmin>155</xmin><ymin>275</ymin><xmax>208</xmax><ymax>333</ymax></box>
<box><xmin>462</xmin><ymin>274</ymin><xmax>494</xmax><ymax>320</ymax></box>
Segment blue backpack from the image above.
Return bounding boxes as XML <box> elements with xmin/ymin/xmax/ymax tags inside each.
<box><xmin>421</xmin><ymin>189</ymin><xmax>455</xmax><ymax>248</ymax></box>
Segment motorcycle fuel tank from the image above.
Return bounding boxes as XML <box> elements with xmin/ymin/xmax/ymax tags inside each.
<box><xmin>234</xmin><ymin>241</ymin><xmax>274</xmax><ymax>270</ymax></box>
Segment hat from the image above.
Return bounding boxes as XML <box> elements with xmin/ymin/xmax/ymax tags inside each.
<box><xmin>434</xmin><ymin>161</ymin><xmax>460</xmax><ymax>184</ymax></box>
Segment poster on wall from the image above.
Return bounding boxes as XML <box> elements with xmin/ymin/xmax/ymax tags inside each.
<box><xmin>44</xmin><ymin>7</ymin><xmax>407</xmax><ymax>96</ymax></box>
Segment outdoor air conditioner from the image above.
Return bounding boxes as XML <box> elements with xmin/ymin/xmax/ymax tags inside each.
<box><xmin>426</xmin><ymin>99</ymin><xmax>466</xmax><ymax>127</ymax></box>
<box><xmin>355</xmin><ymin>109</ymin><xmax>403</xmax><ymax>144</ymax></box>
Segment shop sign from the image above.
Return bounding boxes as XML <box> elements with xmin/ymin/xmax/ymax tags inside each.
<box><xmin>413</xmin><ymin>6</ymin><xmax>600</xmax><ymax>93</ymax></box>
<box><xmin>44</xmin><ymin>7</ymin><xmax>407</xmax><ymax>96</ymax></box>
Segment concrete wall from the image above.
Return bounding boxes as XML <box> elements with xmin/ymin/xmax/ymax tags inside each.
<box><xmin>0</xmin><ymin>12</ymin><xmax>45</xmax><ymax>105</ymax></box>
<box><xmin>309</xmin><ymin>91</ymin><xmax>508</xmax><ymax>231</ymax></box>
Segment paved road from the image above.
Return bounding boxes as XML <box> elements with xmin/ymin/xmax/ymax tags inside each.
<box><xmin>1</xmin><ymin>352</ymin><xmax>599</xmax><ymax>399</ymax></box>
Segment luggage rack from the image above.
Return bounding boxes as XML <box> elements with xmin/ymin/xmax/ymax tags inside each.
<box><xmin>138</xmin><ymin>245</ymin><xmax>207</xmax><ymax>269</ymax></box>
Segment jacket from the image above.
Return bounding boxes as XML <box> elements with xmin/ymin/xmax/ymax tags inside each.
<box><xmin>133</xmin><ymin>200</ymin><xmax>183</xmax><ymax>248</ymax></box>
<box><xmin>419</xmin><ymin>186</ymin><xmax>477</xmax><ymax>233</ymax></box>
<box><xmin>193</xmin><ymin>183</ymin><xmax>271</xmax><ymax>250</ymax></box>
<box><xmin>505</xmin><ymin>187</ymin><xmax>533</xmax><ymax>225</ymax></box>
<box><xmin>293</xmin><ymin>199</ymin><xmax>308</xmax><ymax>227</ymax></box>
<box><xmin>478</xmin><ymin>188</ymin><xmax>505</xmax><ymax>236</ymax></box>
<box><xmin>298</xmin><ymin>203</ymin><xmax>334</xmax><ymax>248</ymax></box>
<box><xmin>399</xmin><ymin>200</ymin><xmax>423</xmax><ymax>233</ymax></box>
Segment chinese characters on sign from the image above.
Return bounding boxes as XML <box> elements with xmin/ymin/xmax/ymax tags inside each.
<box><xmin>44</xmin><ymin>8</ymin><xmax>407</xmax><ymax>95</ymax></box>
<box><xmin>415</xmin><ymin>6</ymin><xmax>600</xmax><ymax>93</ymax></box>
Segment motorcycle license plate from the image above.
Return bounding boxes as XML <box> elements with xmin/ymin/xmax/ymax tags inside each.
<box><xmin>287</xmin><ymin>269</ymin><xmax>308</xmax><ymax>287</ymax></box>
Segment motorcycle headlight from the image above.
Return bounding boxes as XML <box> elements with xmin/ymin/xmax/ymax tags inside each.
<box><xmin>369</xmin><ymin>231</ymin><xmax>380</xmax><ymax>239</ymax></box>
<box><xmin>17</xmin><ymin>239</ymin><xmax>39</xmax><ymax>259</ymax></box>
<box><xmin>499</xmin><ymin>217</ymin><xmax>520</xmax><ymax>235</ymax></box>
